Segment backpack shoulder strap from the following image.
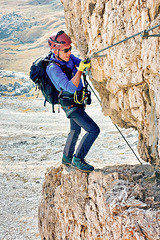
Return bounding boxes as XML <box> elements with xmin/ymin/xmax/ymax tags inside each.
<box><xmin>49</xmin><ymin>60</ymin><xmax>74</xmax><ymax>80</ymax></box>
<box><xmin>49</xmin><ymin>60</ymin><xmax>64</xmax><ymax>71</ymax></box>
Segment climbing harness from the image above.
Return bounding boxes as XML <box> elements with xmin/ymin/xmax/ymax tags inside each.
<box><xmin>89</xmin><ymin>24</ymin><xmax>160</xmax><ymax>59</ymax></box>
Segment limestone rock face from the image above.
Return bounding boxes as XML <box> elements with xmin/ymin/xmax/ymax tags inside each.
<box><xmin>61</xmin><ymin>0</ymin><xmax>160</xmax><ymax>165</ymax></box>
<box><xmin>38</xmin><ymin>165</ymin><xmax>160</xmax><ymax>240</ymax></box>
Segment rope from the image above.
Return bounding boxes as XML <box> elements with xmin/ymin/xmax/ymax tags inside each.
<box><xmin>90</xmin><ymin>23</ymin><xmax>160</xmax><ymax>59</ymax></box>
<box><xmin>74</xmin><ymin>90</ymin><xmax>85</xmax><ymax>104</ymax></box>
<box><xmin>86</xmin><ymin>78</ymin><xmax>143</xmax><ymax>165</ymax></box>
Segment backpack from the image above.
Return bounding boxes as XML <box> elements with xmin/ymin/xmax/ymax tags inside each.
<box><xmin>29</xmin><ymin>52</ymin><xmax>74</xmax><ymax>112</ymax></box>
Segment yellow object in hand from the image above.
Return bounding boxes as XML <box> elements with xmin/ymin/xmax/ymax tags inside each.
<box><xmin>78</xmin><ymin>59</ymin><xmax>91</xmax><ymax>72</ymax></box>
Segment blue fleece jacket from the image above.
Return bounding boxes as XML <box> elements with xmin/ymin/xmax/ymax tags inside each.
<box><xmin>46</xmin><ymin>53</ymin><xmax>83</xmax><ymax>93</ymax></box>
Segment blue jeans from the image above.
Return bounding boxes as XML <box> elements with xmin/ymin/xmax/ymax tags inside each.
<box><xmin>63</xmin><ymin>107</ymin><xmax>100</xmax><ymax>159</ymax></box>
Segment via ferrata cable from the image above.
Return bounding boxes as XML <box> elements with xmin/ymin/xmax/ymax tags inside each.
<box><xmin>89</xmin><ymin>24</ymin><xmax>160</xmax><ymax>59</ymax></box>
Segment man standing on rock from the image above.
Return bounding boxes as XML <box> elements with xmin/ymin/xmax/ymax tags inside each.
<box><xmin>47</xmin><ymin>30</ymin><xmax>100</xmax><ymax>173</ymax></box>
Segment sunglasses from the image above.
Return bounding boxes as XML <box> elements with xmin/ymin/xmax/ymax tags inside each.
<box><xmin>60</xmin><ymin>46</ymin><xmax>72</xmax><ymax>53</ymax></box>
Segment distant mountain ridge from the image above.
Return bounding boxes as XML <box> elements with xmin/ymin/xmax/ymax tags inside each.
<box><xmin>0</xmin><ymin>0</ymin><xmax>65</xmax><ymax>74</ymax></box>
<box><xmin>0</xmin><ymin>12</ymin><xmax>38</xmax><ymax>41</ymax></box>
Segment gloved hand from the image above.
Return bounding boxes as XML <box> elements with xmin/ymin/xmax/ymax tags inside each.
<box><xmin>78</xmin><ymin>59</ymin><xmax>91</xmax><ymax>72</ymax></box>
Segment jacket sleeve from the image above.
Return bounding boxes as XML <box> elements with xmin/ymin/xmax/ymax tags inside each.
<box><xmin>46</xmin><ymin>63</ymin><xmax>77</xmax><ymax>93</ymax></box>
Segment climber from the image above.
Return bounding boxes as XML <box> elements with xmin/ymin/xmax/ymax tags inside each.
<box><xmin>47</xmin><ymin>30</ymin><xmax>100</xmax><ymax>172</ymax></box>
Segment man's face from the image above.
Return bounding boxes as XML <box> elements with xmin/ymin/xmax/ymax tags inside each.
<box><xmin>55</xmin><ymin>44</ymin><xmax>72</xmax><ymax>62</ymax></box>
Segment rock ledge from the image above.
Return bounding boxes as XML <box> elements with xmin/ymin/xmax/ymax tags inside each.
<box><xmin>38</xmin><ymin>164</ymin><xmax>160</xmax><ymax>240</ymax></box>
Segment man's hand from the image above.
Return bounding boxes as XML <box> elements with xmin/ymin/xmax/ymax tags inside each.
<box><xmin>78</xmin><ymin>59</ymin><xmax>91</xmax><ymax>72</ymax></box>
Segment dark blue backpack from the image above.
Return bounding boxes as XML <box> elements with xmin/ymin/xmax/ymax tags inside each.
<box><xmin>30</xmin><ymin>52</ymin><xmax>74</xmax><ymax>112</ymax></box>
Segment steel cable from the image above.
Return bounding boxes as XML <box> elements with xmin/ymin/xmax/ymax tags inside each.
<box><xmin>90</xmin><ymin>24</ymin><xmax>160</xmax><ymax>59</ymax></box>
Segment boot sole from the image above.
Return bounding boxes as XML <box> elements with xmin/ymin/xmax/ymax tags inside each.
<box><xmin>71</xmin><ymin>164</ymin><xmax>94</xmax><ymax>173</ymax></box>
<box><xmin>62</xmin><ymin>162</ymin><xmax>72</xmax><ymax>167</ymax></box>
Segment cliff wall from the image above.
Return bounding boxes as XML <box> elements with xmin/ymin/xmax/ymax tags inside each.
<box><xmin>61</xmin><ymin>0</ymin><xmax>160</xmax><ymax>165</ymax></box>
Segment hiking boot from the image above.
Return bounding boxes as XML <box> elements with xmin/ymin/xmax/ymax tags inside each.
<box><xmin>72</xmin><ymin>156</ymin><xmax>94</xmax><ymax>173</ymax></box>
<box><xmin>62</xmin><ymin>154</ymin><xmax>72</xmax><ymax>166</ymax></box>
